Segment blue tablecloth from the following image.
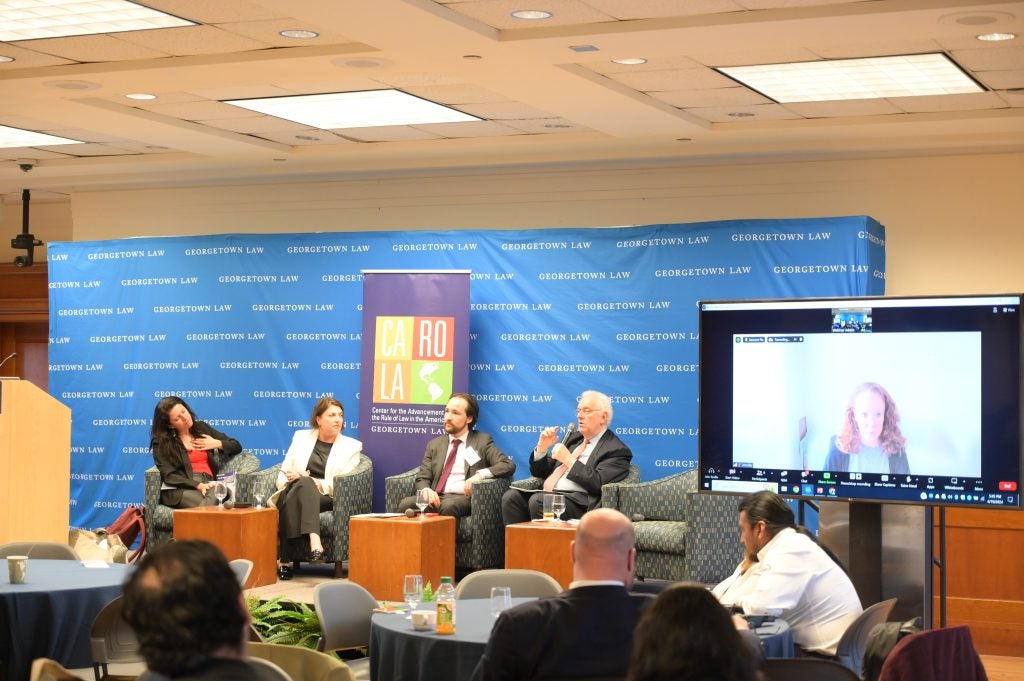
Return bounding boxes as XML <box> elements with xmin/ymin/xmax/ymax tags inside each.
<box><xmin>370</xmin><ymin>597</ymin><xmax>527</xmax><ymax>681</ymax></box>
<box><xmin>370</xmin><ymin>597</ymin><xmax>793</xmax><ymax>681</ymax></box>
<box><xmin>0</xmin><ymin>559</ymin><xmax>131</xmax><ymax>681</ymax></box>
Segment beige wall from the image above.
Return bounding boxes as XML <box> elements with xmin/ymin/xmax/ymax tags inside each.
<box><xmin>49</xmin><ymin>150</ymin><xmax>1024</xmax><ymax>296</ymax></box>
<box><xmin>0</xmin><ymin>200</ymin><xmax>73</xmax><ymax>266</ymax></box>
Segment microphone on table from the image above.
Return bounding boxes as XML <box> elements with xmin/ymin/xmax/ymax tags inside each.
<box><xmin>405</xmin><ymin>508</ymin><xmax>418</xmax><ymax>518</ymax></box>
<box><xmin>0</xmin><ymin>352</ymin><xmax>16</xmax><ymax>370</ymax></box>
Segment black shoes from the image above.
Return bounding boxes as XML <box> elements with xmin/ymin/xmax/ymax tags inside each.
<box><xmin>277</xmin><ymin>564</ymin><xmax>293</xmax><ymax>581</ymax></box>
<box><xmin>308</xmin><ymin>548</ymin><xmax>324</xmax><ymax>563</ymax></box>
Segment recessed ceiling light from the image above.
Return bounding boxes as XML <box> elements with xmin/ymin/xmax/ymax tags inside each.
<box><xmin>279</xmin><ymin>29</ymin><xmax>318</xmax><ymax>39</ymax></box>
<box><xmin>612</xmin><ymin>58</ymin><xmax>646</xmax><ymax>66</ymax></box>
<box><xmin>0</xmin><ymin>124</ymin><xmax>83</xmax><ymax>149</ymax></box>
<box><xmin>223</xmin><ymin>90</ymin><xmax>482</xmax><ymax>129</ymax></box>
<box><xmin>0</xmin><ymin>0</ymin><xmax>194</xmax><ymax>41</ymax></box>
<box><xmin>511</xmin><ymin>10</ymin><xmax>552</xmax><ymax>20</ymax></box>
<box><xmin>0</xmin><ymin>55</ymin><xmax>14</xmax><ymax>63</ymax></box>
<box><xmin>977</xmin><ymin>32</ymin><xmax>1016</xmax><ymax>41</ymax></box>
<box><xmin>717</xmin><ymin>53</ymin><xmax>983</xmax><ymax>103</ymax></box>
<box><xmin>44</xmin><ymin>80</ymin><xmax>101</xmax><ymax>90</ymax></box>
<box><xmin>125</xmin><ymin>93</ymin><xmax>157</xmax><ymax>100</ymax></box>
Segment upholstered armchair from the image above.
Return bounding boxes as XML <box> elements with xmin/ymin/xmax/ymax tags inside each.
<box><xmin>385</xmin><ymin>470</ymin><xmax>511</xmax><ymax>570</ymax></box>
<box><xmin>600</xmin><ymin>469</ymin><xmax>742</xmax><ymax>583</ymax></box>
<box><xmin>247</xmin><ymin>453</ymin><xmax>373</xmax><ymax>576</ymax></box>
<box><xmin>143</xmin><ymin>449</ymin><xmax>262</xmax><ymax>550</ymax></box>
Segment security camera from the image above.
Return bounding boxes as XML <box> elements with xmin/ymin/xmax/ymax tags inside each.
<box><xmin>16</xmin><ymin>159</ymin><xmax>36</xmax><ymax>172</ymax></box>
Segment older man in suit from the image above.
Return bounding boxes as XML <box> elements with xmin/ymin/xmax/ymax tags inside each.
<box><xmin>398</xmin><ymin>392</ymin><xmax>515</xmax><ymax>518</ymax></box>
<box><xmin>501</xmin><ymin>389</ymin><xmax>632</xmax><ymax>524</ymax></box>
<box><xmin>471</xmin><ymin>508</ymin><xmax>650</xmax><ymax>681</ymax></box>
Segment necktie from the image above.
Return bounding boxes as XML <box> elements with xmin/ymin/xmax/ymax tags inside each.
<box><xmin>434</xmin><ymin>438</ymin><xmax>462</xmax><ymax>495</ymax></box>
<box><xmin>543</xmin><ymin>439</ymin><xmax>589</xmax><ymax>492</ymax></box>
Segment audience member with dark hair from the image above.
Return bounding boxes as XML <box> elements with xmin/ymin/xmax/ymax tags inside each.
<box><xmin>121</xmin><ymin>539</ymin><xmax>260</xmax><ymax>680</ymax></box>
<box><xmin>712</xmin><ymin>490</ymin><xmax>862</xmax><ymax>656</ymax></box>
<box><xmin>271</xmin><ymin>396</ymin><xmax>362</xmax><ymax>579</ymax></box>
<box><xmin>471</xmin><ymin>508</ymin><xmax>652</xmax><ymax>681</ymax></box>
<box><xmin>629</xmin><ymin>584</ymin><xmax>763</xmax><ymax>681</ymax></box>
<box><xmin>150</xmin><ymin>395</ymin><xmax>242</xmax><ymax>508</ymax></box>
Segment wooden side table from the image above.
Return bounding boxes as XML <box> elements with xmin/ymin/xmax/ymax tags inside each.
<box><xmin>504</xmin><ymin>521</ymin><xmax>578</xmax><ymax>589</ymax></box>
<box><xmin>174</xmin><ymin>507</ymin><xmax>278</xmax><ymax>588</ymax></box>
<box><xmin>348</xmin><ymin>515</ymin><xmax>456</xmax><ymax>601</ymax></box>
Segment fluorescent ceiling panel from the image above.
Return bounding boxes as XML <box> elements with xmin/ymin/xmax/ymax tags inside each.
<box><xmin>0</xmin><ymin>125</ymin><xmax>83</xmax><ymax>148</ymax></box>
<box><xmin>0</xmin><ymin>0</ymin><xmax>194</xmax><ymax>42</ymax></box>
<box><xmin>223</xmin><ymin>90</ymin><xmax>482</xmax><ymax>129</ymax></box>
<box><xmin>717</xmin><ymin>53</ymin><xmax>983</xmax><ymax>103</ymax></box>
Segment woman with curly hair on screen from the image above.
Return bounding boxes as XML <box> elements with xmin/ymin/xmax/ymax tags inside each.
<box><xmin>824</xmin><ymin>382</ymin><xmax>909</xmax><ymax>474</ymax></box>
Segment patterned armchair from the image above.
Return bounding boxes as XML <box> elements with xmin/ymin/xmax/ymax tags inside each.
<box><xmin>143</xmin><ymin>450</ymin><xmax>262</xmax><ymax>550</ymax></box>
<box><xmin>247</xmin><ymin>453</ymin><xmax>374</xmax><ymax>576</ymax></box>
<box><xmin>385</xmin><ymin>470</ymin><xmax>512</xmax><ymax>570</ymax></box>
<box><xmin>601</xmin><ymin>469</ymin><xmax>742</xmax><ymax>583</ymax></box>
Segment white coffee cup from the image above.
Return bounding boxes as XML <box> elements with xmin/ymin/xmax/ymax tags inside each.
<box><xmin>7</xmin><ymin>556</ymin><xmax>27</xmax><ymax>584</ymax></box>
<box><xmin>411</xmin><ymin>609</ymin><xmax>436</xmax><ymax>631</ymax></box>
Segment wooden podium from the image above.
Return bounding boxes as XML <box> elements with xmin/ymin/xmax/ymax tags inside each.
<box><xmin>0</xmin><ymin>379</ymin><xmax>72</xmax><ymax>544</ymax></box>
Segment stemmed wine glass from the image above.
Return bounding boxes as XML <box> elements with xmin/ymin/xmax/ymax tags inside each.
<box><xmin>214</xmin><ymin>482</ymin><xmax>228</xmax><ymax>509</ymax></box>
<box><xmin>551</xmin><ymin>494</ymin><xmax>566</xmax><ymax>522</ymax></box>
<box><xmin>416</xmin><ymin>488</ymin><xmax>431</xmax><ymax>519</ymax></box>
<box><xmin>403</xmin><ymin>574</ymin><xmax>423</xmax><ymax>619</ymax></box>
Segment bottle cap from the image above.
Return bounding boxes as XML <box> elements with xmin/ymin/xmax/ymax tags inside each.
<box><xmin>440</xmin><ymin>576</ymin><xmax>453</xmax><ymax>583</ymax></box>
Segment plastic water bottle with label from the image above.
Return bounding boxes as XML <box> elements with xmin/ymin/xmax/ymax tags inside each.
<box><xmin>435</xmin><ymin>576</ymin><xmax>456</xmax><ymax>634</ymax></box>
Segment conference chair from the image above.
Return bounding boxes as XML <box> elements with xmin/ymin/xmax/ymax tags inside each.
<box><xmin>248</xmin><ymin>453</ymin><xmax>374</xmax><ymax>576</ymax></box>
<box><xmin>760</xmin><ymin>658</ymin><xmax>860</xmax><ymax>681</ymax></box>
<box><xmin>89</xmin><ymin>596</ymin><xmax>145</xmax><ymax>681</ymax></box>
<box><xmin>249</xmin><ymin>641</ymin><xmax>355</xmax><ymax>681</ymax></box>
<box><xmin>229</xmin><ymin>558</ymin><xmax>254</xmax><ymax>588</ymax></box>
<box><xmin>833</xmin><ymin>598</ymin><xmax>897</xmax><ymax>676</ymax></box>
<box><xmin>510</xmin><ymin>462</ymin><xmax>642</xmax><ymax>521</ymax></box>
<box><xmin>385</xmin><ymin>468</ymin><xmax>511</xmax><ymax>570</ymax></box>
<box><xmin>314</xmin><ymin>581</ymin><xmax>378</xmax><ymax>680</ymax></box>
<box><xmin>143</xmin><ymin>449</ymin><xmax>262</xmax><ymax>549</ymax></box>
<box><xmin>454</xmin><ymin>568</ymin><xmax>563</xmax><ymax>599</ymax></box>
<box><xmin>876</xmin><ymin>626</ymin><xmax>988</xmax><ymax>681</ymax></box>
<box><xmin>600</xmin><ymin>468</ymin><xmax>742</xmax><ymax>583</ymax></box>
<box><xmin>0</xmin><ymin>541</ymin><xmax>80</xmax><ymax>560</ymax></box>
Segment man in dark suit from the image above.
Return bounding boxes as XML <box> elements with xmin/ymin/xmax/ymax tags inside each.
<box><xmin>472</xmin><ymin>508</ymin><xmax>650</xmax><ymax>681</ymax></box>
<box><xmin>398</xmin><ymin>392</ymin><xmax>516</xmax><ymax>518</ymax></box>
<box><xmin>501</xmin><ymin>389</ymin><xmax>632</xmax><ymax>524</ymax></box>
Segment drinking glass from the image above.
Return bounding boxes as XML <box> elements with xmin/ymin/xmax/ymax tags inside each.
<box><xmin>490</xmin><ymin>586</ymin><xmax>511</xmax><ymax>618</ymax></box>
<box><xmin>551</xmin><ymin>494</ymin><xmax>566</xmax><ymax>522</ymax></box>
<box><xmin>542</xmin><ymin>493</ymin><xmax>555</xmax><ymax>521</ymax></box>
<box><xmin>253</xmin><ymin>492</ymin><xmax>265</xmax><ymax>509</ymax></box>
<box><xmin>416</xmin><ymin>488</ymin><xmax>431</xmax><ymax>519</ymax></box>
<box><xmin>214</xmin><ymin>482</ymin><xmax>228</xmax><ymax>509</ymax></box>
<box><xmin>403</xmin><ymin>574</ymin><xmax>423</xmax><ymax>619</ymax></box>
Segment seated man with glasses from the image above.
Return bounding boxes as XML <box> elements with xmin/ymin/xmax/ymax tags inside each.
<box><xmin>501</xmin><ymin>389</ymin><xmax>633</xmax><ymax>524</ymax></box>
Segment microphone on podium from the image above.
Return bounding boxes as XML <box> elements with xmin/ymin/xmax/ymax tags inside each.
<box><xmin>0</xmin><ymin>352</ymin><xmax>16</xmax><ymax>370</ymax></box>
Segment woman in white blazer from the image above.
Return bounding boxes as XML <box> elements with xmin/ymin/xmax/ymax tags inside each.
<box><xmin>272</xmin><ymin>396</ymin><xmax>361</xmax><ymax>579</ymax></box>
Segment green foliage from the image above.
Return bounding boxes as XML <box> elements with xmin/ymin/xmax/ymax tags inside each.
<box><xmin>246</xmin><ymin>594</ymin><xmax>322</xmax><ymax>650</ymax></box>
<box><xmin>422</xmin><ymin>580</ymin><xmax>435</xmax><ymax>602</ymax></box>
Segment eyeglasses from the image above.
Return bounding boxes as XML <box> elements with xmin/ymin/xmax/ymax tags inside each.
<box><xmin>576</xmin><ymin>407</ymin><xmax>599</xmax><ymax>416</ymax></box>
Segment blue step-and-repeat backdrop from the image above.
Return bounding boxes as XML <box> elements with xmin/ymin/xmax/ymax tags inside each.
<box><xmin>48</xmin><ymin>216</ymin><xmax>885</xmax><ymax>527</ymax></box>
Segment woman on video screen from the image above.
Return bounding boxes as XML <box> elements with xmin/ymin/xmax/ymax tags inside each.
<box><xmin>824</xmin><ymin>382</ymin><xmax>910</xmax><ymax>475</ymax></box>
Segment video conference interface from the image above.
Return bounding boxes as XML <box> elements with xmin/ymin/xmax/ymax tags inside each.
<box><xmin>698</xmin><ymin>295</ymin><xmax>1023</xmax><ymax>509</ymax></box>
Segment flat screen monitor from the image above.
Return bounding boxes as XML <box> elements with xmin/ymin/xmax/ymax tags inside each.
<box><xmin>698</xmin><ymin>293</ymin><xmax>1022</xmax><ymax>509</ymax></box>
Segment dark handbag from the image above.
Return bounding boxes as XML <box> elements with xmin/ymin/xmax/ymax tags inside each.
<box><xmin>103</xmin><ymin>505</ymin><xmax>147</xmax><ymax>563</ymax></box>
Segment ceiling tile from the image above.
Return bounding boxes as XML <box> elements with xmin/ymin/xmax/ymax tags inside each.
<box><xmin>684</xmin><ymin>103</ymin><xmax>803</xmax><ymax>122</ymax></box>
<box><xmin>810</xmin><ymin>39</ymin><xmax>943</xmax><ymax>60</ymax></box>
<box><xmin>115</xmin><ymin>25</ymin><xmax>272</xmax><ymax>55</ymax></box>
<box><xmin>736</xmin><ymin>0</ymin><xmax>873</xmax><ymax>8</ymax></box>
<box><xmin>44</xmin><ymin>143</ymin><xmax>140</xmax><ymax>157</ymax></box>
<box><xmin>216</xmin><ymin>19</ymin><xmax>355</xmax><ymax>46</ymax></box>
<box><xmin>976</xmin><ymin>69</ymin><xmax>1024</xmax><ymax>90</ymax></box>
<box><xmin>454</xmin><ymin>101</ymin><xmax>554</xmax><ymax>119</ymax></box>
<box><xmin>201</xmin><ymin>116</ymin><xmax>313</xmax><ymax>133</ymax></box>
<box><xmin>582</xmin><ymin>54</ymin><xmax>705</xmax><ymax>75</ymax></box>
<box><xmin>146</xmin><ymin>101</ymin><xmax>261</xmax><ymax>121</ymax></box>
<box><xmin>187</xmin><ymin>84</ymin><xmax>296</xmax><ymax>100</ymax></box>
<box><xmin>688</xmin><ymin>46</ymin><xmax>821</xmax><ymax>68</ymax></box>
<box><xmin>784</xmin><ymin>98</ymin><xmax>904</xmax><ymax>117</ymax></box>
<box><xmin>608</xmin><ymin>67</ymin><xmax>737</xmax><ymax>91</ymax></box>
<box><xmin>144</xmin><ymin>0</ymin><xmax>288</xmax><ymax>23</ymax></box>
<box><xmin>441</xmin><ymin>0</ymin><xmax>616</xmax><ymax>29</ymax></box>
<box><xmin>889</xmin><ymin>91</ymin><xmax>1008</xmax><ymax>113</ymax></box>
<box><xmin>650</xmin><ymin>86</ymin><xmax>771</xmax><ymax>108</ymax></box>
<box><xmin>416</xmin><ymin>120</ymin><xmax>525</xmax><ymax>137</ymax></box>
<box><xmin>952</xmin><ymin>45</ymin><xmax>1024</xmax><ymax>71</ymax></box>
<box><xmin>250</xmin><ymin>130</ymin><xmax>355</xmax><ymax>145</ymax></box>
<box><xmin>0</xmin><ymin>43</ymin><xmax>77</xmax><ymax>68</ymax></box>
<box><xmin>12</xmin><ymin>34</ymin><xmax>172</xmax><ymax>62</ymax></box>
<box><xmin>334</xmin><ymin>126</ymin><xmax>443</xmax><ymax>142</ymax></box>
<box><xmin>501</xmin><ymin>117</ymin><xmax>593</xmax><ymax>133</ymax></box>
<box><xmin>581</xmin><ymin>0</ymin><xmax>745</xmax><ymax>20</ymax></box>
<box><xmin>401</xmin><ymin>84</ymin><xmax>510</xmax><ymax>105</ymax></box>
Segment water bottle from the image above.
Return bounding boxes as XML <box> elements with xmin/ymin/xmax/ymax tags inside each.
<box><xmin>435</xmin><ymin>576</ymin><xmax>456</xmax><ymax>635</ymax></box>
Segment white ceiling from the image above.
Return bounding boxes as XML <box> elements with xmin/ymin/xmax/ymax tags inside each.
<box><xmin>1</xmin><ymin>0</ymin><xmax>1022</xmax><ymax>203</ymax></box>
